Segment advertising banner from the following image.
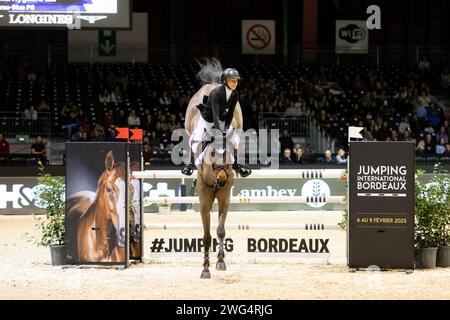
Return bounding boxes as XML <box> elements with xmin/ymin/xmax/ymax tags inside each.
<box><xmin>348</xmin><ymin>142</ymin><xmax>415</xmax><ymax>269</ymax></box>
<box><xmin>65</xmin><ymin>142</ymin><xmax>129</xmax><ymax>265</ymax></box>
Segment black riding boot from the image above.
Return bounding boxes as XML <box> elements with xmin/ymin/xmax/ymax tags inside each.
<box><xmin>232</xmin><ymin>149</ymin><xmax>252</xmax><ymax>177</ymax></box>
<box><xmin>181</xmin><ymin>150</ymin><xmax>196</xmax><ymax>176</ymax></box>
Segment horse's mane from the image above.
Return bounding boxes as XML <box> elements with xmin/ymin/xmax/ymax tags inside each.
<box><xmin>196</xmin><ymin>57</ymin><xmax>223</xmax><ymax>85</ymax></box>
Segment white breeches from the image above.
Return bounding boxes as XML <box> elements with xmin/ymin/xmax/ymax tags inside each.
<box><xmin>189</xmin><ymin>116</ymin><xmax>240</xmax><ymax>153</ymax></box>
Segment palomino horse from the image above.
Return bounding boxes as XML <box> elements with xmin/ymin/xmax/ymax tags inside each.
<box><xmin>66</xmin><ymin>151</ymin><xmax>129</xmax><ymax>263</ymax></box>
<box><xmin>184</xmin><ymin>58</ymin><xmax>243</xmax><ymax>278</ymax></box>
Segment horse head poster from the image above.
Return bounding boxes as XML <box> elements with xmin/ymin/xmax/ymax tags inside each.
<box><xmin>65</xmin><ymin>142</ymin><xmax>129</xmax><ymax>265</ymax></box>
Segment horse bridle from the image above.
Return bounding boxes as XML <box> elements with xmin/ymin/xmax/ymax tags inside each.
<box><xmin>211</xmin><ymin>165</ymin><xmax>230</xmax><ymax>188</ymax></box>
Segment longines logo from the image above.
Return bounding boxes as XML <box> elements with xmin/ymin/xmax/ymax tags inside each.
<box><xmin>8</xmin><ymin>14</ymin><xmax>75</xmax><ymax>24</ymax></box>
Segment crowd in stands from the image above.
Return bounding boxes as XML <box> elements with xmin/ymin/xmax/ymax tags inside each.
<box><xmin>1</xmin><ymin>57</ymin><xmax>450</xmax><ymax>164</ymax></box>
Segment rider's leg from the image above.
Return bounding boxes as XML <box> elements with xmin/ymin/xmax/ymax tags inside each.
<box><xmin>181</xmin><ymin>142</ymin><xmax>197</xmax><ymax>176</ymax></box>
<box><xmin>232</xmin><ymin>147</ymin><xmax>252</xmax><ymax>177</ymax></box>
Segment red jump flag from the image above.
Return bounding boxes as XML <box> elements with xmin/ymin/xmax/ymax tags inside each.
<box><xmin>115</xmin><ymin>127</ymin><xmax>130</xmax><ymax>140</ymax></box>
<box><xmin>130</xmin><ymin>129</ymin><xmax>143</xmax><ymax>142</ymax></box>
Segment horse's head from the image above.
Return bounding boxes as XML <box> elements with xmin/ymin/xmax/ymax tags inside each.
<box><xmin>98</xmin><ymin>151</ymin><xmax>129</xmax><ymax>248</ymax></box>
<box><xmin>202</xmin><ymin>139</ymin><xmax>234</xmax><ymax>188</ymax></box>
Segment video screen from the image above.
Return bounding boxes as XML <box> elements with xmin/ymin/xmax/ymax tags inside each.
<box><xmin>0</xmin><ymin>0</ymin><xmax>130</xmax><ymax>28</ymax></box>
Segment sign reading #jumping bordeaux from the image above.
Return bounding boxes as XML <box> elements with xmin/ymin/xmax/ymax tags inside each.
<box><xmin>348</xmin><ymin>141</ymin><xmax>415</xmax><ymax>269</ymax></box>
<box><xmin>65</xmin><ymin>142</ymin><xmax>129</xmax><ymax>266</ymax></box>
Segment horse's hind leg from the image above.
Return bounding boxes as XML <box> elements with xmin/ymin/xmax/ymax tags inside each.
<box><xmin>216</xmin><ymin>199</ymin><xmax>229</xmax><ymax>271</ymax></box>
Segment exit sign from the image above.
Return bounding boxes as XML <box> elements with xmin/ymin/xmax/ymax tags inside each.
<box><xmin>99</xmin><ymin>30</ymin><xmax>117</xmax><ymax>56</ymax></box>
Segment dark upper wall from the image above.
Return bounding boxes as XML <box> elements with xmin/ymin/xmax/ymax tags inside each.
<box><xmin>1</xmin><ymin>0</ymin><xmax>449</xmax><ymax>63</ymax></box>
<box><xmin>317</xmin><ymin>0</ymin><xmax>450</xmax><ymax>47</ymax></box>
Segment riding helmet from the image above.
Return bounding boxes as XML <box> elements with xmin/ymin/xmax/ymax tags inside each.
<box><xmin>221</xmin><ymin>68</ymin><xmax>241</xmax><ymax>81</ymax></box>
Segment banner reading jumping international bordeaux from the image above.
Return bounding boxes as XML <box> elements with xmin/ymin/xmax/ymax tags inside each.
<box><xmin>129</xmin><ymin>143</ymin><xmax>143</xmax><ymax>261</ymax></box>
<box><xmin>65</xmin><ymin>142</ymin><xmax>129</xmax><ymax>265</ymax></box>
<box><xmin>348</xmin><ymin>141</ymin><xmax>415</xmax><ymax>269</ymax></box>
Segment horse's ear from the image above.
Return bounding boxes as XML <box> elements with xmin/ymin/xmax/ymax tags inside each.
<box><xmin>105</xmin><ymin>151</ymin><xmax>115</xmax><ymax>171</ymax></box>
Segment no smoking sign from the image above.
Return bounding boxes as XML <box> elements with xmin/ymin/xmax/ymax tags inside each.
<box><xmin>247</xmin><ymin>24</ymin><xmax>271</xmax><ymax>49</ymax></box>
<box><xmin>242</xmin><ymin>20</ymin><xmax>275</xmax><ymax>54</ymax></box>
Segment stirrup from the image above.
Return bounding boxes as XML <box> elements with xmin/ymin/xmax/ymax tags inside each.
<box><xmin>181</xmin><ymin>164</ymin><xmax>195</xmax><ymax>176</ymax></box>
<box><xmin>233</xmin><ymin>164</ymin><xmax>252</xmax><ymax>177</ymax></box>
<box><xmin>239</xmin><ymin>167</ymin><xmax>252</xmax><ymax>178</ymax></box>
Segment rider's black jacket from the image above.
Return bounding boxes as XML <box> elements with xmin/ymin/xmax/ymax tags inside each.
<box><xmin>198</xmin><ymin>84</ymin><xmax>238</xmax><ymax>131</ymax></box>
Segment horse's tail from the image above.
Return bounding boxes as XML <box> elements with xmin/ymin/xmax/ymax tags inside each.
<box><xmin>195</xmin><ymin>57</ymin><xmax>223</xmax><ymax>85</ymax></box>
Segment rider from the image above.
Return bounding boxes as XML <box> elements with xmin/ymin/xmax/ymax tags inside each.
<box><xmin>181</xmin><ymin>68</ymin><xmax>252</xmax><ymax>177</ymax></box>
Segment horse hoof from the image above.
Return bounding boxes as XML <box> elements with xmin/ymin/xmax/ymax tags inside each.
<box><xmin>201</xmin><ymin>270</ymin><xmax>211</xmax><ymax>279</ymax></box>
<box><xmin>216</xmin><ymin>261</ymin><xmax>226</xmax><ymax>271</ymax></box>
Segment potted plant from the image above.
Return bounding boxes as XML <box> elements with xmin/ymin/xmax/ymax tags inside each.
<box><xmin>33</xmin><ymin>163</ymin><xmax>66</xmax><ymax>266</ymax></box>
<box><xmin>433</xmin><ymin>166</ymin><xmax>450</xmax><ymax>267</ymax></box>
<box><xmin>158</xmin><ymin>194</ymin><xmax>171</xmax><ymax>214</ymax></box>
<box><xmin>415</xmin><ymin>167</ymin><xmax>450</xmax><ymax>268</ymax></box>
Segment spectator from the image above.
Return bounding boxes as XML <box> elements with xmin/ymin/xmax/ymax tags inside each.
<box><xmin>416</xmin><ymin>139</ymin><xmax>429</xmax><ymax>157</ymax></box>
<box><xmin>159</xmin><ymin>91</ymin><xmax>172</xmax><ymax>107</ymax></box>
<box><xmin>62</xmin><ymin>106</ymin><xmax>79</xmax><ymax>140</ymax></box>
<box><xmin>322</xmin><ymin>150</ymin><xmax>336</xmax><ymax>164</ymax></box>
<box><xmin>28</xmin><ymin>69</ymin><xmax>37</xmax><ymax>82</ymax></box>
<box><xmin>398</xmin><ymin>116</ymin><xmax>411</xmax><ymax>134</ymax></box>
<box><xmin>71</xmin><ymin>126</ymin><xmax>85</xmax><ymax>141</ymax></box>
<box><xmin>428</xmin><ymin>102</ymin><xmax>444</xmax><ymax>131</ymax></box>
<box><xmin>143</xmin><ymin>114</ymin><xmax>156</xmax><ymax>133</ymax></box>
<box><xmin>280</xmin><ymin>148</ymin><xmax>294</xmax><ymax>165</ymax></box>
<box><xmin>418</xmin><ymin>57</ymin><xmax>430</xmax><ymax>74</ymax></box>
<box><xmin>418</xmin><ymin>90</ymin><xmax>431</xmax><ymax>108</ymax></box>
<box><xmin>284</xmin><ymin>101</ymin><xmax>296</xmax><ymax>117</ymax></box>
<box><xmin>99</xmin><ymin>89</ymin><xmax>111</xmax><ymax>103</ymax></box>
<box><xmin>31</xmin><ymin>136</ymin><xmax>46</xmax><ymax>155</ymax></box>
<box><xmin>37</xmin><ymin>99</ymin><xmax>50</xmax><ymax>112</ymax></box>
<box><xmin>436</xmin><ymin>137</ymin><xmax>446</xmax><ymax>155</ymax></box>
<box><xmin>111</xmin><ymin>86</ymin><xmax>122</xmax><ymax>103</ymax></box>
<box><xmin>0</xmin><ymin>134</ymin><xmax>9</xmax><ymax>155</ymax></box>
<box><xmin>292</xmin><ymin>147</ymin><xmax>305</xmax><ymax>164</ymax></box>
<box><xmin>102</xmin><ymin>110</ymin><xmax>115</xmax><ymax>129</ymax></box>
<box><xmin>168</xmin><ymin>114</ymin><xmax>181</xmax><ymax>130</ymax></box>
<box><xmin>90</xmin><ymin>124</ymin><xmax>105</xmax><ymax>141</ymax></box>
<box><xmin>24</xmin><ymin>106</ymin><xmax>38</xmax><ymax>121</ymax></box>
<box><xmin>31</xmin><ymin>136</ymin><xmax>47</xmax><ymax>163</ymax></box>
<box><xmin>128</xmin><ymin>110</ymin><xmax>141</xmax><ymax>127</ymax></box>
<box><xmin>424</xmin><ymin>133</ymin><xmax>435</xmax><ymax>154</ymax></box>
<box><xmin>402</xmin><ymin>130</ymin><xmax>415</xmax><ymax>142</ymax></box>
<box><xmin>437</xmin><ymin>126</ymin><xmax>449</xmax><ymax>144</ymax></box>
<box><xmin>335</xmin><ymin>149</ymin><xmax>347</xmax><ymax>164</ymax></box>
<box><xmin>444</xmin><ymin>144</ymin><xmax>450</xmax><ymax>156</ymax></box>
<box><xmin>279</xmin><ymin>129</ymin><xmax>294</xmax><ymax>155</ymax></box>
<box><xmin>60</xmin><ymin>101</ymin><xmax>74</xmax><ymax>124</ymax></box>
<box><xmin>80</xmin><ymin>131</ymin><xmax>90</xmax><ymax>142</ymax></box>
<box><xmin>116</xmin><ymin>110</ymin><xmax>128</xmax><ymax>127</ymax></box>
<box><xmin>143</xmin><ymin>144</ymin><xmax>152</xmax><ymax>164</ymax></box>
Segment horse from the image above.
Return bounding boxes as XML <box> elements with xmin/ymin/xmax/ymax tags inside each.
<box><xmin>184</xmin><ymin>58</ymin><xmax>242</xmax><ymax>278</ymax></box>
<box><xmin>66</xmin><ymin>151</ymin><xmax>129</xmax><ymax>263</ymax></box>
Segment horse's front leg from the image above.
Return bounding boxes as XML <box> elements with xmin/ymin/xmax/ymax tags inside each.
<box><xmin>200</xmin><ymin>203</ymin><xmax>212</xmax><ymax>279</ymax></box>
<box><xmin>216</xmin><ymin>196</ymin><xmax>230</xmax><ymax>271</ymax></box>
